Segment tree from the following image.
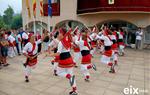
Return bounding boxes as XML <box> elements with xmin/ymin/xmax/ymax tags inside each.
<box><xmin>0</xmin><ymin>15</ymin><xmax>5</xmax><ymax>29</ymax></box>
<box><xmin>3</xmin><ymin>5</ymin><xmax>14</xmax><ymax>28</ymax></box>
<box><xmin>11</xmin><ymin>14</ymin><xmax>22</xmax><ymax>29</ymax></box>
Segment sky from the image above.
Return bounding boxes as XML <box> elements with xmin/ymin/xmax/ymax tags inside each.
<box><xmin>0</xmin><ymin>0</ymin><xmax>22</xmax><ymax>15</ymax></box>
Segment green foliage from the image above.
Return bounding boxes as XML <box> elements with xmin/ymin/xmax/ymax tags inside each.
<box><xmin>11</xmin><ymin>14</ymin><xmax>22</xmax><ymax>29</ymax></box>
<box><xmin>3</xmin><ymin>5</ymin><xmax>14</xmax><ymax>26</ymax></box>
<box><xmin>0</xmin><ymin>15</ymin><xmax>5</xmax><ymax>29</ymax></box>
<box><xmin>1</xmin><ymin>6</ymin><xmax>22</xmax><ymax>30</ymax></box>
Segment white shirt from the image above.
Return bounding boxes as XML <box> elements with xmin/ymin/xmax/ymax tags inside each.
<box><xmin>49</xmin><ymin>38</ymin><xmax>59</xmax><ymax>48</ymax></box>
<box><xmin>73</xmin><ymin>35</ymin><xmax>79</xmax><ymax>42</ymax></box>
<box><xmin>22</xmin><ymin>32</ymin><xmax>29</xmax><ymax>40</ymax></box>
<box><xmin>136</xmin><ymin>31</ymin><xmax>143</xmax><ymax>40</ymax></box>
<box><xmin>117</xmin><ymin>32</ymin><xmax>123</xmax><ymax>39</ymax></box>
<box><xmin>57</xmin><ymin>42</ymin><xmax>70</xmax><ymax>53</ymax></box>
<box><xmin>7</xmin><ymin>35</ymin><xmax>15</xmax><ymax>43</ymax></box>
<box><xmin>75</xmin><ymin>39</ymin><xmax>90</xmax><ymax>51</ymax></box>
<box><xmin>96</xmin><ymin>35</ymin><xmax>113</xmax><ymax>46</ymax></box>
<box><xmin>109</xmin><ymin>35</ymin><xmax>116</xmax><ymax>41</ymax></box>
<box><xmin>90</xmin><ymin>33</ymin><xmax>97</xmax><ymax>40</ymax></box>
<box><xmin>23</xmin><ymin>42</ymin><xmax>38</xmax><ymax>55</ymax></box>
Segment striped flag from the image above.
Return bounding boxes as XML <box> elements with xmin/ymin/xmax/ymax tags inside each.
<box><xmin>40</xmin><ymin>0</ymin><xmax>44</xmax><ymax>16</ymax></box>
<box><xmin>48</xmin><ymin>0</ymin><xmax>52</xmax><ymax>17</ymax></box>
<box><xmin>32</xmin><ymin>0</ymin><xmax>36</xmax><ymax>18</ymax></box>
<box><xmin>26</xmin><ymin>0</ymin><xmax>31</xmax><ymax>18</ymax></box>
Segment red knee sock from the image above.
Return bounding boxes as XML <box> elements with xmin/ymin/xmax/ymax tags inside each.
<box><xmin>108</xmin><ymin>62</ymin><xmax>113</xmax><ymax>66</ymax></box>
<box><xmin>87</xmin><ymin>65</ymin><xmax>92</xmax><ymax>69</ymax></box>
<box><xmin>72</xmin><ymin>87</ymin><xmax>77</xmax><ymax>92</ymax></box>
<box><xmin>86</xmin><ymin>75</ymin><xmax>90</xmax><ymax>79</ymax></box>
<box><xmin>66</xmin><ymin>74</ymin><xmax>71</xmax><ymax>79</ymax></box>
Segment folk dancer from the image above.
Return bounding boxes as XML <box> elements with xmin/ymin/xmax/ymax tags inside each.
<box><xmin>96</xmin><ymin>32</ymin><xmax>116</xmax><ymax>73</ymax></box>
<box><xmin>48</xmin><ymin>28</ymin><xmax>78</xmax><ymax>95</ymax></box>
<box><xmin>7</xmin><ymin>31</ymin><xmax>17</xmax><ymax>57</ymax></box>
<box><xmin>75</xmin><ymin>28</ymin><xmax>97</xmax><ymax>82</ymax></box>
<box><xmin>23</xmin><ymin>33</ymin><xmax>41</xmax><ymax>82</ymax></box>
<box><xmin>48</xmin><ymin>31</ymin><xmax>60</xmax><ymax>76</ymax></box>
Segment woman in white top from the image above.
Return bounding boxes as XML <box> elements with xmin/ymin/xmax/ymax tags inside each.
<box><xmin>23</xmin><ymin>33</ymin><xmax>40</xmax><ymax>82</ymax></box>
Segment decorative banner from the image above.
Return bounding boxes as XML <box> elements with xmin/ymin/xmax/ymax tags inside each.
<box><xmin>32</xmin><ymin>0</ymin><xmax>36</xmax><ymax>18</ymax></box>
<box><xmin>40</xmin><ymin>0</ymin><xmax>44</xmax><ymax>16</ymax></box>
<box><xmin>108</xmin><ymin>0</ymin><xmax>114</xmax><ymax>4</ymax></box>
<box><xmin>26</xmin><ymin>0</ymin><xmax>31</xmax><ymax>18</ymax></box>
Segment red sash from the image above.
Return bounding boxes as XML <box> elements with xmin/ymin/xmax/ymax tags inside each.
<box><xmin>9</xmin><ymin>41</ymin><xmax>16</xmax><ymax>47</ymax></box>
<box><xmin>84</xmin><ymin>40</ymin><xmax>91</xmax><ymax>50</ymax></box>
<box><xmin>28</xmin><ymin>43</ymin><xmax>36</xmax><ymax>55</ymax></box>
<box><xmin>91</xmin><ymin>41</ymin><xmax>97</xmax><ymax>47</ymax></box>
<box><xmin>73</xmin><ymin>43</ymin><xmax>80</xmax><ymax>52</ymax></box>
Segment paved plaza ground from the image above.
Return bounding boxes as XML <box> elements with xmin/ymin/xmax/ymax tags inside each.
<box><xmin>0</xmin><ymin>49</ymin><xmax>149</xmax><ymax>95</ymax></box>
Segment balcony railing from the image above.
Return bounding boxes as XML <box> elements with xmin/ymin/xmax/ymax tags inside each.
<box><xmin>77</xmin><ymin>0</ymin><xmax>150</xmax><ymax>14</ymax></box>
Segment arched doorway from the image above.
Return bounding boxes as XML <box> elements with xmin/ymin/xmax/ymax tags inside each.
<box><xmin>55</xmin><ymin>20</ymin><xmax>86</xmax><ymax>31</ymax></box>
<box><xmin>25</xmin><ymin>21</ymin><xmax>47</xmax><ymax>34</ymax></box>
<box><xmin>97</xmin><ymin>20</ymin><xmax>138</xmax><ymax>46</ymax></box>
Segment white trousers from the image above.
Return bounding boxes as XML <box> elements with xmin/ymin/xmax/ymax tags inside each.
<box><xmin>57</xmin><ymin>67</ymin><xmax>73</xmax><ymax>77</ymax></box>
<box><xmin>90</xmin><ymin>47</ymin><xmax>96</xmax><ymax>56</ymax></box>
<box><xmin>119</xmin><ymin>45</ymin><xmax>125</xmax><ymax>53</ymax></box>
<box><xmin>80</xmin><ymin>64</ymin><xmax>91</xmax><ymax>78</ymax></box>
<box><xmin>57</xmin><ymin>67</ymin><xmax>76</xmax><ymax>87</ymax></box>
<box><xmin>101</xmin><ymin>55</ymin><xmax>112</xmax><ymax>64</ymax></box>
<box><xmin>8</xmin><ymin>47</ymin><xmax>17</xmax><ymax>57</ymax></box>
<box><xmin>53</xmin><ymin>62</ymin><xmax>58</xmax><ymax>70</ymax></box>
<box><xmin>73</xmin><ymin>52</ymin><xmax>81</xmax><ymax>65</ymax></box>
<box><xmin>24</xmin><ymin>65</ymin><xmax>36</xmax><ymax>77</ymax></box>
<box><xmin>112</xmin><ymin>52</ymin><xmax>118</xmax><ymax>62</ymax></box>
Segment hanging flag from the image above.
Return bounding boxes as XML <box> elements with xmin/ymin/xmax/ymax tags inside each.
<box><xmin>26</xmin><ymin>0</ymin><xmax>31</xmax><ymax>18</ymax></box>
<box><xmin>32</xmin><ymin>0</ymin><xmax>36</xmax><ymax>18</ymax></box>
<box><xmin>108</xmin><ymin>0</ymin><xmax>114</xmax><ymax>4</ymax></box>
<box><xmin>48</xmin><ymin>0</ymin><xmax>52</xmax><ymax>17</ymax></box>
<box><xmin>40</xmin><ymin>0</ymin><xmax>44</xmax><ymax>16</ymax></box>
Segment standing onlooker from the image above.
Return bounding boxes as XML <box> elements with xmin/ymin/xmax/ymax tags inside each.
<box><xmin>42</xmin><ymin>29</ymin><xmax>50</xmax><ymax>52</ymax></box>
<box><xmin>0</xmin><ymin>31</ymin><xmax>9</xmax><ymax>67</ymax></box>
<box><xmin>16</xmin><ymin>31</ymin><xmax>22</xmax><ymax>55</ymax></box>
<box><xmin>0</xmin><ymin>32</ymin><xmax>3</xmax><ymax>69</ymax></box>
<box><xmin>135</xmin><ymin>27</ymin><xmax>143</xmax><ymax>49</ymax></box>
<box><xmin>7</xmin><ymin>31</ymin><xmax>18</xmax><ymax>57</ymax></box>
<box><xmin>22</xmin><ymin>31</ymin><xmax>29</xmax><ymax>46</ymax></box>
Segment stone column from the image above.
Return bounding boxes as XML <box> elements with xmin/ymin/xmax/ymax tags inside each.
<box><xmin>141</xmin><ymin>27</ymin><xmax>146</xmax><ymax>49</ymax></box>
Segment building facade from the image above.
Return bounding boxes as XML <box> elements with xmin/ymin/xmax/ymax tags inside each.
<box><xmin>22</xmin><ymin>0</ymin><xmax>150</xmax><ymax>47</ymax></box>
